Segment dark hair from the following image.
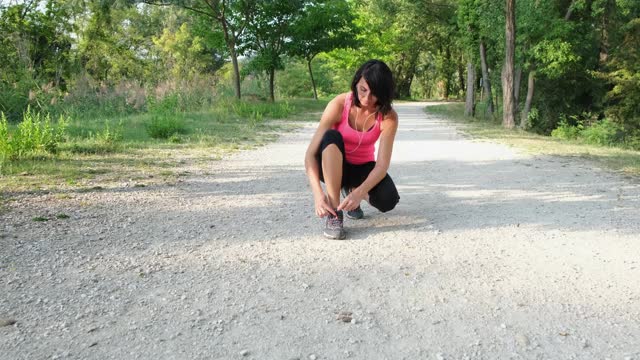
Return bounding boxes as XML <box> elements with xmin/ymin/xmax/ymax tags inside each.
<box><xmin>350</xmin><ymin>59</ymin><xmax>395</xmax><ymax>115</ymax></box>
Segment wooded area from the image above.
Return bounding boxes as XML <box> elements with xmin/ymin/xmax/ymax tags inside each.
<box><xmin>1</xmin><ymin>0</ymin><xmax>639</xmax><ymax>147</ymax></box>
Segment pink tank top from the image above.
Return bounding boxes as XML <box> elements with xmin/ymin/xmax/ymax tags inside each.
<box><xmin>333</xmin><ymin>92</ymin><xmax>383</xmax><ymax>165</ymax></box>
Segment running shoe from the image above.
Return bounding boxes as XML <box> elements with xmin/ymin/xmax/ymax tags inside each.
<box><xmin>324</xmin><ymin>210</ymin><xmax>346</xmax><ymax>240</ymax></box>
<box><xmin>341</xmin><ymin>187</ymin><xmax>364</xmax><ymax>220</ymax></box>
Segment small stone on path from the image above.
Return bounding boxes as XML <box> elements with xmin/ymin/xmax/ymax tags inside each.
<box><xmin>0</xmin><ymin>319</ymin><xmax>16</xmax><ymax>327</ymax></box>
<box><xmin>515</xmin><ymin>333</ymin><xmax>530</xmax><ymax>347</ymax></box>
<box><xmin>337</xmin><ymin>311</ymin><xmax>352</xmax><ymax>323</ymax></box>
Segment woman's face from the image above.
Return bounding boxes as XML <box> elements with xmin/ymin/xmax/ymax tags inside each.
<box><xmin>356</xmin><ymin>78</ymin><xmax>377</xmax><ymax>109</ymax></box>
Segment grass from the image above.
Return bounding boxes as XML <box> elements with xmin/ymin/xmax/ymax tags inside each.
<box><xmin>426</xmin><ymin>103</ymin><xmax>640</xmax><ymax>177</ymax></box>
<box><xmin>0</xmin><ymin>97</ymin><xmax>328</xmax><ymax>193</ymax></box>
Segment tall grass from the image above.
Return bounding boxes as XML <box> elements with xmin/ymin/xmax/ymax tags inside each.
<box><xmin>1</xmin><ymin>79</ymin><xmax>328</xmax><ymax>191</ymax></box>
<box><xmin>0</xmin><ymin>107</ymin><xmax>69</xmax><ymax>163</ymax></box>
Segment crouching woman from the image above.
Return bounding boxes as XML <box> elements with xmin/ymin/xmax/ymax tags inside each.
<box><xmin>304</xmin><ymin>59</ymin><xmax>400</xmax><ymax>240</ymax></box>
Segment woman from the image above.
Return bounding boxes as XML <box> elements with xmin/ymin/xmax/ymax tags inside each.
<box><xmin>304</xmin><ymin>59</ymin><xmax>400</xmax><ymax>240</ymax></box>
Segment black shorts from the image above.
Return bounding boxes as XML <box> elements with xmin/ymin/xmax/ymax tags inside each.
<box><xmin>316</xmin><ymin>129</ymin><xmax>399</xmax><ymax>213</ymax></box>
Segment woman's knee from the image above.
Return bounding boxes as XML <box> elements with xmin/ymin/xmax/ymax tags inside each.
<box><xmin>369</xmin><ymin>176</ymin><xmax>400</xmax><ymax>212</ymax></box>
<box><xmin>373</xmin><ymin>192</ymin><xmax>399</xmax><ymax>213</ymax></box>
<box><xmin>320</xmin><ymin>129</ymin><xmax>345</xmax><ymax>155</ymax></box>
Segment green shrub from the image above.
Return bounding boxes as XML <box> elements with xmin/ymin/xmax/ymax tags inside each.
<box><xmin>551</xmin><ymin>119</ymin><xmax>582</xmax><ymax>140</ymax></box>
<box><xmin>65</xmin><ymin>120</ymin><xmax>124</xmax><ymax>154</ymax></box>
<box><xmin>145</xmin><ymin>115</ymin><xmax>187</xmax><ymax>139</ymax></box>
<box><xmin>96</xmin><ymin>120</ymin><xmax>124</xmax><ymax>145</ymax></box>
<box><xmin>228</xmin><ymin>100</ymin><xmax>294</xmax><ymax>123</ymax></box>
<box><xmin>580</xmin><ymin>119</ymin><xmax>623</xmax><ymax>146</ymax></box>
<box><xmin>0</xmin><ymin>113</ymin><xmax>9</xmax><ymax>161</ymax></box>
<box><xmin>168</xmin><ymin>133</ymin><xmax>184</xmax><ymax>143</ymax></box>
<box><xmin>148</xmin><ymin>93</ymin><xmax>181</xmax><ymax>114</ymax></box>
<box><xmin>0</xmin><ymin>107</ymin><xmax>68</xmax><ymax>162</ymax></box>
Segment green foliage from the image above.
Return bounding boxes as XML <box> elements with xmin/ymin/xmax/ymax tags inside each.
<box><xmin>598</xmin><ymin>17</ymin><xmax>640</xmax><ymax>133</ymax></box>
<box><xmin>275</xmin><ymin>59</ymin><xmax>336</xmax><ymax>98</ymax></box>
<box><xmin>551</xmin><ymin>119</ymin><xmax>583</xmax><ymax>140</ymax></box>
<box><xmin>243</xmin><ymin>0</ymin><xmax>304</xmax><ymax>101</ymax></box>
<box><xmin>580</xmin><ymin>119</ymin><xmax>623</xmax><ymax>146</ymax></box>
<box><xmin>66</xmin><ymin>120</ymin><xmax>124</xmax><ymax>154</ymax></box>
<box><xmin>145</xmin><ymin>115</ymin><xmax>187</xmax><ymax>139</ymax></box>
<box><xmin>532</xmin><ymin>40</ymin><xmax>580</xmax><ymax>79</ymax></box>
<box><xmin>153</xmin><ymin>21</ymin><xmax>224</xmax><ymax>80</ymax></box>
<box><xmin>227</xmin><ymin>99</ymin><xmax>295</xmax><ymax>124</ymax></box>
<box><xmin>0</xmin><ymin>108</ymin><xmax>68</xmax><ymax>162</ymax></box>
<box><xmin>95</xmin><ymin>120</ymin><xmax>124</xmax><ymax>145</ymax></box>
<box><xmin>148</xmin><ymin>93</ymin><xmax>182</xmax><ymax>114</ymax></box>
<box><xmin>551</xmin><ymin>117</ymin><xmax>624</xmax><ymax>147</ymax></box>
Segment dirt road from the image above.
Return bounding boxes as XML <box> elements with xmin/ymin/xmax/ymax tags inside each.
<box><xmin>2</xmin><ymin>102</ymin><xmax>640</xmax><ymax>359</ymax></box>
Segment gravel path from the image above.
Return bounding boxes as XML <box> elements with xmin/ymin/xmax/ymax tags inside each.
<box><xmin>2</xmin><ymin>102</ymin><xmax>640</xmax><ymax>359</ymax></box>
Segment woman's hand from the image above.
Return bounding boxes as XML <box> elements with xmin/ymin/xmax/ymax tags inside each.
<box><xmin>338</xmin><ymin>188</ymin><xmax>366</xmax><ymax>212</ymax></box>
<box><xmin>314</xmin><ymin>193</ymin><xmax>336</xmax><ymax>218</ymax></box>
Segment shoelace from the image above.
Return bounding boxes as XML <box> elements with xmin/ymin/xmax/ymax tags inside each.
<box><xmin>327</xmin><ymin>215</ymin><xmax>343</xmax><ymax>229</ymax></box>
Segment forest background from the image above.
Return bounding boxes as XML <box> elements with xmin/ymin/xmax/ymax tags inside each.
<box><xmin>1</xmin><ymin>0</ymin><xmax>639</xmax><ymax>189</ymax></box>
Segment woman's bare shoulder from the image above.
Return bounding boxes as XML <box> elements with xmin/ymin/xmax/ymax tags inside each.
<box><xmin>329</xmin><ymin>93</ymin><xmax>350</xmax><ymax>106</ymax></box>
<box><xmin>383</xmin><ymin>108</ymin><xmax>399</xmax><ymax>122</ymax></box>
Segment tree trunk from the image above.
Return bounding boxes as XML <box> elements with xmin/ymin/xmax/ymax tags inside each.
<box><xmin>565</xmin><ymin>0</ymin><xmax>577</xmax><ymax>20</ymax></box>
<box><xmin>464</xmin><ymin>62</ymin><xmax>475</xmax><ymax>117</ymax></box>
<box><xmin>230</xmin><ymin>47</ymin><xmax>242</xmax><ymax>100</ymax></box>
<box><xmin>268</xmin><ymin>68</ymin><xmax>275</xmax><ymax>102</ymax></box>
<box><xmin>458</xmin><ymin>54</ymin><xmax>466</xmax><ymax>96</ymax></box>
<box><xmin>599</xmin><ymin>0</ymin><xmax>613</xmax><ymax>65</ymax></box>
<box><xmin>514</xmin><ymin>66</ymin><xmax>522</xmax><ymax>105</ymax></box>
<box><xmin>444</xmin><ymin>45</ymin><xmax>451</xmax><ymax>99</ymax></box>
<box><xmin>520</xmin><ymin>70</ymin><xmax>535</xmax><ymax>128</ymax></box>
<box><xmin>393</xmin><ymin>51</ymin><xmax>419</xmax><ymax>98</ymax></box>
<box><xmin>221</xmin><ymin>21</ymin><xmax>242</xmax><ymax>100</ymax></box>
<box><xmin>502</xmin><ymin>0</ymin><xmax>516</xmax><ymax>129</ymax></box>
<box><xmin>307</xmin><ymin>58</ymin><xmax>318</xmax><ymax>100</ymax></box>
<box><xmin>479</xmin><ymin>40</ymin><xmax>494</xmax><ymax>116</ymax></box>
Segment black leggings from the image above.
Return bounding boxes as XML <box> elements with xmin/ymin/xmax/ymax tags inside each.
<box><xmin>316</xmin><ymin>129</ymin><xmax>400</xmax><ymax>213</ymax></box>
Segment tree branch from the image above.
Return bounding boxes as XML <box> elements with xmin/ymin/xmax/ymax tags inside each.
<box><xmin>565</xmin><ymin>0</ymin><xmax>576</xmax><ymax>21</ymax></box>
<box><xmin>140</xmin><ymin>0</ymin><xmax>215</xmax><ymax>19</ymax></box>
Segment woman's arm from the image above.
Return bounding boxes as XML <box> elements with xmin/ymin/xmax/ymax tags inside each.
<box><xmin>338</xmin><ymin>109</ymin><xmax>398</xmax><ymax>212</ymax></box>
<box><xmin>304</xmin><ymin>94</ymin><xmax>346</xmax><ymax>217</ymax></box>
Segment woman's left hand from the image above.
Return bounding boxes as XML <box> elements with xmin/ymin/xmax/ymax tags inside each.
<box><xmin>338</xmin><ymin>188</ymin><xmax>366</xmax><ymax>212</ymax></box>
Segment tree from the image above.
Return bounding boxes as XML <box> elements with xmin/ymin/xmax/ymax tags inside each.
<box><xmin>141</xmin><ymin>0</ymin><xmax>255</xmax><ymax>99</ymax></box>
<box><xmin>479</xmin><ymin>39</ymin><xmax>494</xmax><ymax>116</ymax></box>
<box><xmin>502</xmin><ymin>0</ymin><xmax>516</xmax><ymax>128</ymax></box>
<box><xmin>0</xmin><ymin>0</ymin><xmax>73</xmax><ymax>118</ymax></box>
<box><xmin>289</xmin><ymin>0</ymin><xmax>358</xmax><ymax>100</ymax></box>
<box><xmin>243</xmin><ymin>0</ymin><xmax>303</xmax><ymax>102</ymax></box>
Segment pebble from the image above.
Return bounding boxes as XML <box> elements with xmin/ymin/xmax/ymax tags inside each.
<box><xmin>515</xmin><ymin>333</ymin><xmax>530</xmax><ymax>347</ymax></box>
<box><xmin>309</xmin><ymin>355</ymin><xmax>317</xmax><ymax>360</ymax></box>
<box><xmin>0</xmin><ymin>319</ymin><xmax>17</xmax><ymax>327</ymax></box>
<box><xmin>240</xmin><ymin>349</ymin><xmax>250</xmax><ymax>356</ymax></box>
<box><xmin>337</xmin><ymin>311</ymin><xmax>353</xmax><ymax>323</ymax></box>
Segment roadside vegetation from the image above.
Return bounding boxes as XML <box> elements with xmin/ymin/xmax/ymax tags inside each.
<box><xmin>2</xmin><ymin>0</ymin><xmax>638</xmax><ymax>192</ymax></box>
<box><xmin>427</xmin><ymin>103</ymin><xmax>640</xmax><ymax>177</ymax></box>
<box><xmin>0</xmin><ymin>88</ymin><xmax>326</xmax><ymax>193</ymax></box>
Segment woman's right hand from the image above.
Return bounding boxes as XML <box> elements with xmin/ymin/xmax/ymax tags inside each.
<box><xmin>314</xmin><ymin>193</ymin><xmax>336</xmax><ymax>218</ymax></box>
